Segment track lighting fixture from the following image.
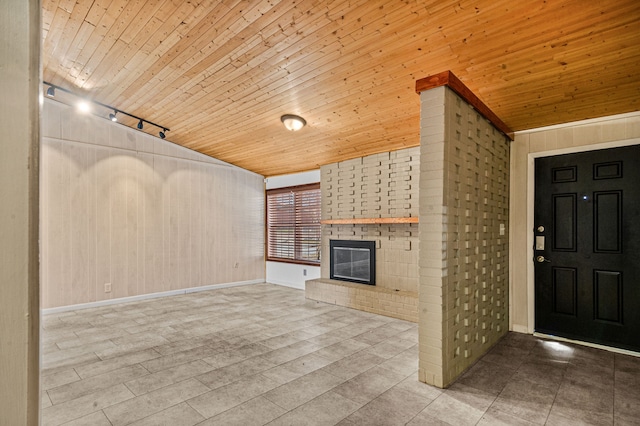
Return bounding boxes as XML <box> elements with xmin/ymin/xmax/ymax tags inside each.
<box><xmin>281</xmin><ymin>114</ymin><xmax>306</xmax><ymax>131</ymax></box>
<box><xmin>43</xmin><ymin>81</ymin><xmax>170</xmax><ymax>139</ymax></box>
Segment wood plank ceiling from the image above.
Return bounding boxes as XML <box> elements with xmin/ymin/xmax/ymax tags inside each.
<box><xmin>42</xmin><ymin>0</ymin><xmax>640</xmax><ymax>176</ymax></box>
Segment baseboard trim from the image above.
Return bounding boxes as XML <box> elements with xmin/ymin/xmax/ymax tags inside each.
<box><xmin>533</xmin><ymin>332</ymin><xmax>640</xmax><ymax>358</ymax></box>
<box><xmin>41</xmin><ymin>279</ymin><xmax>265</xmax><ymax>314</ymax></box>
<box><xmin>510</xmin><ymin>324</ymin><xmax>530</xmax><ymax>334</ymax></box>
<box><xmin>265</xmin><ymin>280</ymin><xmax>304</xmax><ymax>290</ymax></box>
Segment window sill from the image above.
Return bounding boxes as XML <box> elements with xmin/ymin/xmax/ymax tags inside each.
<box><xmin>266</xmin><ymin>258</ymin><xmax>321</xmax><ymax>267</ymax></box>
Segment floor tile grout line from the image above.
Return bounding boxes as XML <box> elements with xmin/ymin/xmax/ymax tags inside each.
<box><xmin>42</xmin><ymin>284</ymin><xmax>639</xmax><ymax>426</ymax></box>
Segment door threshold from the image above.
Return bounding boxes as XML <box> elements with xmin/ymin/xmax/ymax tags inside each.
<box><xmin>533</xmin><ymin>332</ymin><xmax>640</xmax><ymax>358</ymax></box>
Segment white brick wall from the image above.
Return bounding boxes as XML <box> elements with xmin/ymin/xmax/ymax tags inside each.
<box><xmin>418</xmin><ymin>86</ymin><xmax>510</xmax><ymax>388</ymax></box>
<box><xmin>320</xmin><ymin>148</ymin><xmax>420</xmax><ymax>293</ymax></box>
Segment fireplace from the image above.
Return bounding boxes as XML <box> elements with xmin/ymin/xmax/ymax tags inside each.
<box><xmin>329</xmin><ymin>240</ymin><xmax>376</xmax><ymax>285</ymax></box>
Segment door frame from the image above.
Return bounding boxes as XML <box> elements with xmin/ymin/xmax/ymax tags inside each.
<box><xmin>524</xmin><ymin>137</ymin><xmax>640</xmax><ymax>340</ymax></box>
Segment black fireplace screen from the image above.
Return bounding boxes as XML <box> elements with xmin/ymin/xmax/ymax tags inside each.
<box><xmin>329</xmin><ymin>240</ymin><xmax>376</xmax><ymax>285</ymax></box>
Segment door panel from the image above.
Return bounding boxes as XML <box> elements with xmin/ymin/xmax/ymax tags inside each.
<box><xmin>535</xmin><ymin>145</ymin><xmax>640</xmax><ymax>352</ymax></box>
<box><xmin>594</xmin><ymin>191</ymin><xmax>621</xmax><ymax>253</ymax></box>
<box><xmin>593</xmin><ymin>270</ymin><xmax>622</xmax><ymax>323</ymax></box>
<box><xmin>552</xmin><ymin>194</ymin><xmax>576</xmax><ymax>251</ymax></box>
<box><xmin>553</xmin><ymin>267</ymin><xmax>577</xmax><ymax>316</ymax></box>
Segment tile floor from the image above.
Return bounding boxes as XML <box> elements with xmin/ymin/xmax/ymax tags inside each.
<box><xmin>41</xmin><ymin>284</ymin><xmax>640</xmax><ymax>426</ymax></box>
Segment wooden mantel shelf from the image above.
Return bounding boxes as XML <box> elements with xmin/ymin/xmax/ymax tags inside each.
<box><xmin>321</xmin><ymin>217</ymin><xmax>418</xmax><ymax>225</ymax></box>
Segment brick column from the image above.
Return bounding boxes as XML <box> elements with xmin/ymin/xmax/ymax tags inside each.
<box><xmin>417</xmin><ymin>72</ymin><xmax>511</xmax><ymax>388</ymax></box>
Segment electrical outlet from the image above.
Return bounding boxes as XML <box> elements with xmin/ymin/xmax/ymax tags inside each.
<box><xmin>104</xmin><ymin>283</ymin><xmax>112</xmax><ymax>293</ymax></box>
<box><xmin>303</xmin><ymin>269</ymin><xmax>307</xmax><ymax>276</ymax></box>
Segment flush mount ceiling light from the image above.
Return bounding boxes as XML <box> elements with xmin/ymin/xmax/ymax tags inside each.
<box><xmin>280</xmin><ymin>114</ymin><xmax>306</xmax><ymax>131</ymax></box>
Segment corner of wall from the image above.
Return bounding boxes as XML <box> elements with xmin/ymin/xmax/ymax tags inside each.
<box><xmin>0</xmin><ymin>1</ymin><xmax>41</xmax><ymax>423</ymax></box>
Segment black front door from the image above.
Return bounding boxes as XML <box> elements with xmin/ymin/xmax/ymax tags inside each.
<box><xmin>534</xmin><ymin>145</ymin><xmax>640</xmax><ymax>352</ymax></box>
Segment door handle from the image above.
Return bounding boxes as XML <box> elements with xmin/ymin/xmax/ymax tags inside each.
<box><xmin>536</xmin><ymin>255</ymin><xmax>551</xmax><ymax>263</ymax></box>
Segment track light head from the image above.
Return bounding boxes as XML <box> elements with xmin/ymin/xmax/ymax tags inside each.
<box><xmin>159</xmin><ymin>129</ymin><xmax>166</xmax><ymax>139</ymax></box>
<box><xmin>46</xmin><ymin>86</ymin><xmax>55</xmax><ymax>97</ymax></box>
<box><xmin>76</xmin><ymin>101</ymin><xmax>91</xmax><ymax>114</ymax></box>
<box><xmin>137</xmin><ymin>119</ymin><xmax>144</xmax><ymax>129</ymax></box>
<box><xmin>109</xmin><ymin>111</ymin><xmax>118</xmax><ymax>122</ymax></box>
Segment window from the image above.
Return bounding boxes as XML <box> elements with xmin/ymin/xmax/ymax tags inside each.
<box><xmin>266</xmin><ymin>183</ymin><xmax>321</xmax><ymax>265</ymax></box>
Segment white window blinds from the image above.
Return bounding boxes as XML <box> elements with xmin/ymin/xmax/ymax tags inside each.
<box><xmin>266</xmin><ymin>183</ymin><xmax>321</xmax><ymax>264</ymax></box>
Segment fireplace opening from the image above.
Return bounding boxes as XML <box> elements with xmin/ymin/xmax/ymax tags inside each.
<box><xmin>329</xmin><ymin>240</ymin><xmax>376</xmax><ymax>285</ymax></box>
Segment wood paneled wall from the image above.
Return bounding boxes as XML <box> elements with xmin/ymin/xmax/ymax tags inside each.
<box><xmin>40</xmin><ymin>99</ymin><xmax>265</xmax><ymax>309</ymax></box>
<box><xmin>0</xmin><ymin>1</ymin><xmax>41</xmax><ymax>423</ymax></box>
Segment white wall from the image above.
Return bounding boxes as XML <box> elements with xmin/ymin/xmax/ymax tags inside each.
<box><xmin>266</xmin><ymin>261</ymin><xmax>321</xmax><ymax>289</ymax></box>
<box><xmin>41</xmin><ymin>99</ymin><xmax>265</xmax><ymax>309</ymax></box>
<box><xmin>265</xmin><ymin>170</ymin><xmax>321</xmax><ymax>289</ymax></box>
<box><xmin>265</xmin><ymin>170</ymin><xmax>320</xmax><ymax>189</ymax></box>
